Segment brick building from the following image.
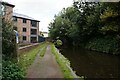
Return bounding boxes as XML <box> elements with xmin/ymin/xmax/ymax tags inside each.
<box><xmin>1</xmin><ymin>1</ymin><xmax>15</xmax><ymax>21</ymax></box>
<box><xmin>1</xmin><ymin>1</ymin><xmax>40</xmax><ymax>43</ymax></box>
<box><xmin>13</xmin><ymin>13</ymin><xmax>40</xmax><ymax>43</ymax></box>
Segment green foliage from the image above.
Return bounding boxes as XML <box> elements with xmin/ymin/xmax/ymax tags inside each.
<box><xmin>49</xmin><ymin>2</ymin><xmax>101</xmax><ymax>45</ymax></box>
<box><xmin>100</xmin><ymin>2</ymin><xmax>120</xmax><ymax>38</ymax></box>
<box><xmin>2</xmin><ymin>60</ymin><xmax>24</xmax><ymax>79</ymax></box>
<box><xmin>2</xmin><ymin>16</ymin><xmax>23</xmax><ymax>79</ymax></box>
<box><xmin>48</xmin><ymin>1</ymin><xmax>120</xmax><ymax>54</ymax></box>
<box><xmin>55</xmin><ymin>39</ymin><xmax>63</xmax><ymax>47</ymax></box>
<box><xmin>2</xmin><ymin>19</ymin><xmax>17</xmax><ymax>58</ymax></box>
<box><xmin>85</xmin><ymin>37</ymin><xmax>120</xmax><ymax>54</ymax></box>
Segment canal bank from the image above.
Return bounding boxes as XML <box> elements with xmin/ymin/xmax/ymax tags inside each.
<box><xmin>51</xmin><ymin>44</ymin><xmax>84</xmax><ymax>79</ymax></box>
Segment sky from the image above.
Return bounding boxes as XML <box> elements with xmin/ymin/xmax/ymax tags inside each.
<box><xmin>2</xmin><ymin>0</ymin><xmax>73</xmax><ymax>32</ymax></box>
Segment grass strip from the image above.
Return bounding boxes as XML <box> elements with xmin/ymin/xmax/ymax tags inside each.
<box><xmin>39</xmin><ymin>42</ymin><xmax>48</xmax><ymax>57</ymax></box>
<box><xmin>51</xmin><ymin>43</ymin><xmax>83</xmax><ymax>79</ymax></box>
<box><xmin>18</xmin><ymin>42</ymin><xmax>46</xmax><ymax>74</ymax></box>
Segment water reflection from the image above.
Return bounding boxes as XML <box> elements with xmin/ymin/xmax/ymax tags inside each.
<box><xmin>60</xmin><ymin>47</ymin><xmax>120</xmax><ymax>78</ymax></box>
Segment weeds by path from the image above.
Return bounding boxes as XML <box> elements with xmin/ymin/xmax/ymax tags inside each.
<box><xmin>18</xmin><ymin>42</ymin><xmax>47</xmax><ymax>75</ymax></box>
<box><xmin>51</xmin><ymin>44</ymin><xmax>74</xmax><ymax>78</ymax></box>
<box><xmin>39</xmin><ymin>42</ymin><xmax>48</xmax><ymax>57</ymax></box>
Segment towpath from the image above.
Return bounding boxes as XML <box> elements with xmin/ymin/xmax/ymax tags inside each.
<box><xmin>26</xmin><ymin>45</ymin><xmax>63</xmax><ymax>78</ymax></box>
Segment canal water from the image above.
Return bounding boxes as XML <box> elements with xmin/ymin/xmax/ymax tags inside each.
<box><xmin>60</xmin><ymin>47</ymin><xmax>120</xmax><ymax>78</ymax></box>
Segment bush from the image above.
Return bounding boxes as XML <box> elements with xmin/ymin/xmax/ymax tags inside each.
<box><xmin>2</xmin><ymin>60</ymin><xmax>24</xmax><ymax>79</ymax></box>
<box><xmin>2</xmin><ymin>19</ymin><xmax>17</xmax><ymax>58</ymax></box>
<box><xmin>55</xmin><ymin>39</ymin><xmax>62</xmax><ymax>47</ymax></box>
<box><xmin>85</xmin><ymin>37</ymin><xmax>120</xmax><ymax>54</ymax></box>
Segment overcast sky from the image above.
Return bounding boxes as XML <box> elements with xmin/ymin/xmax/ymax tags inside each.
<box><xmin>3</xmin><ymin>0</ymin><xmax>73</xmax><ymax>32</ymax></box>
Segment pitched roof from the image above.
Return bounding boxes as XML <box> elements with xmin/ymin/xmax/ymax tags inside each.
<box><xmin>13</xmin><ymin>12</ymin><xmax>40</xmax><ymax>22</ymax></box>
<box><xmin>0</xmin><ymin>1</ymin><xmax>15</xmax><ymax>7</ymax></box>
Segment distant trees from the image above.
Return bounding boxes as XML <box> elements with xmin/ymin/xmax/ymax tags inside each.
<box><xmin>48</xmin><ymin>1</ymin><xmax>120</xmax><ymax>54</ymax></box>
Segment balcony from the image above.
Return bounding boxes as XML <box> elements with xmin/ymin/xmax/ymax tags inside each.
<box><xmin>31</xmin><ymin>29</ymin><xmax>37</xmax><ymax>35</ymax></box>
<box><xmin>31</xmin><ymin>20</ymin><xmax>37</xmax><ymax>27</ymax></box>
<box><xmin>31</xmin><ymin>36</ymin><xmax>37</xmax><ymax>43</ymax></box>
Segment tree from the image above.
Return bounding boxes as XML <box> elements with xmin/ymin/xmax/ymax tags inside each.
<box><xmin>100</xmin><ymin>2</ymin><xmax>120</xmax><ymax>40</ymax></box>
<box><xmin>49</xmin><ymin>1</ymin><xmax>120</xmax><ymax>54</ymax></box>
<box><xmin>49</xmin><ymin>10</ymin><xmax>71</xmax><ymax>45</ymax></box>
<box><xmin>2</xmin><ymin>19</ymin><xmax>17</xmax><ymax>59</ymax></box>
<box><xmin>72</xmin><ymin>1</ymin><xmax>101</xmax><ymax>44</ymax></box>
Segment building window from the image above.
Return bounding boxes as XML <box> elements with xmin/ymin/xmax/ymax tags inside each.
<box><xmin>31</xmin><ymin>29</ymin><xmax>37</xmax><ymax>35</ymax></box>
<box><xmin>13</xmin><ymin>26</ymin><xmax>17</xmax><ymax>31</ymax></box>
<box><xmin>31</xmin><ymin>20</ymin><xmax>37</xmax><ymax>27</ymax></box>
<box><xmin>31</xmin><ymin>37</ymin><xmax>37</xmax><ymax>43</ymax></box>
<box><xmin>23</xmin><ymin>19</ymin><xmax>27</xmax><ymax>23</ymax></box>
<box><xmin>23</xmin><ymin>28</ymin><xmax>26</xmax><ymax>32</ymax></box>
<box><xmin>23</xmin><ymin>36</ymin><xmax>26</xmax><ymax>40</ymax></box>
<box><xmin>13</xmin><ymin>17</ymin><xmax>17</xmax><ymax>21</ymax></box>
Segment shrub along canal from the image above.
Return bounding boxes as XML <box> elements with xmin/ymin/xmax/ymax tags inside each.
<box><xmin>60</xmin><ymin>47</ymin><xmax>120</xmax><ymax>78</ymax></box>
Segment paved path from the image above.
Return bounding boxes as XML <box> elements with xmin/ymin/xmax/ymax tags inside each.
<box><xmin>26</xmin><ymin>45</ymin><xmax>63</xmax><ymax>78</ymax></box>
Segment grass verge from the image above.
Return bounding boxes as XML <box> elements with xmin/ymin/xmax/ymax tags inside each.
<box><xmin>50</xmin><ymin>43</ymin><xmax>83</xmax><ymax>79</ymax></box>
<box><xmin>18</xmin><ymin>42</ymin><xmax>46</xmax><ymax>75</ymax></box>
<box><xmin>39</xmin><ymin>42</ymin><xmax>48</xmax><ymax>57</ymax></box>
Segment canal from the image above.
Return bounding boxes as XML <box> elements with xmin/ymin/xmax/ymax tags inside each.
<box><xmin>60</xmin><ymin>47</ymin><xmax>120</xmax><ymax>78</ymax></box>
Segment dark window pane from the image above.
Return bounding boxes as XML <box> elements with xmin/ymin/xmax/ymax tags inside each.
<box><xmin>23</xmin><ymin>28</ymin><xmax>26</xmax><ymax>32</ymax></box>
<box><xmin>31</xmin><ymin>37</ymin><xmax>37</xmax><ymax>43</ymax></box>
<box><xmin>23</xmin><ymin>36</ymin><xmax>26</xmax><ymax>40</ymax></box>
<box><xmin>31</xmin><ymin>29</ymin><xmax>37</xmax><ymax>35</ymax></box>
<box><xmin>31</xmin><ymin>20</ymin><xmax>37</xmax><ymax>27</ymax></box>
<box><xmin>23</xmin><ymin>19</ymin><xmax>27</xmax><ymax>23</ymax></box>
